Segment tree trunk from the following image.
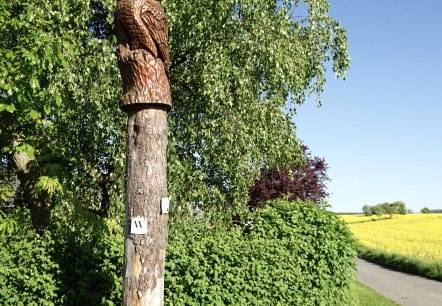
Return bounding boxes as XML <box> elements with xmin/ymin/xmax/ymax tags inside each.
<box><xmin>123</xmin><ymin>107</ymin><xmax>169</xmax><ymax>306</ymax></box>
<box><xmin>13</xmin><ymin>146</ymin><xmax>51</xmax><ymax>233</ymax></box>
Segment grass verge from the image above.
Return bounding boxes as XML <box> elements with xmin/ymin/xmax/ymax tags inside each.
<box><xmin>358</xmin><ymin>246</ymin><xmax>442</xmax><ymax>281</ymax></box>
<box><xmin>349</xmin><ymin>281</ymin><xmax>398</xmax><ymax>306</ymax></box>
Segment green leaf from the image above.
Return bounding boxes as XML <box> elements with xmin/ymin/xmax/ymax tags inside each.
<box><xmin>30</xmin><ymin>77</ymin><xmax>40</xmax><ymax>89</ymax></box>
<box><xmin>54</xmin><ymin>95</ymin><xmax>62</xmax><ymax>106</ymax></box>
<box><xmin>44</xmin><ymin>104</ymin><xmax>51</xmax><ymax>115</ymax></box>
<box><xmin>16</xmin><ymin>143</ymin><xmax>35</xmax><ymax>159</ymax></box>
<box><xmin>5</xmin><ymin>104</ymin><xmax>15</xmax><ymax>113</ymax></box>
<box><xmin>34</xmin><ymin>176</ymin><xmax>62</xmax><ymax>196</ymax></box>
<box><xmin>28</xmin><ymin>109</ymin><xmax>40</xmax><ymax>119</ymax></box>
<box><xmin>1</xmin><ymin>146</ymin><xmax>11</xmax><ymax>153</ymax></box>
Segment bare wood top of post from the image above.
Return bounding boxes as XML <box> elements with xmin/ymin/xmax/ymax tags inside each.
<box><xmin>115</xmin><ymin>0</ymin><xmax>171</xmax><ymax>112</ymax></box>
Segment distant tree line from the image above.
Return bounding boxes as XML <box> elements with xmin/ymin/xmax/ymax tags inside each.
<box><xmin>429</xmin><ymin>209</ymin><xmax>442</xmax><ymax>213</ymax></box>
<box><xmin>420</xmin><ymin>208</ymin><xmax>442</xmax><ymax>214</ymax></box>
<box><xmin>362</xmin><ymin>201</ymin><xmax>407</xmax><ymax>217</ymax></box>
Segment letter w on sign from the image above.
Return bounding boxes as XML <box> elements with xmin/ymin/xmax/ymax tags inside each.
<box><xmin>130</xmin><ymin>217</ymin><xmax>148</xmax><ymax>234</ymax></box>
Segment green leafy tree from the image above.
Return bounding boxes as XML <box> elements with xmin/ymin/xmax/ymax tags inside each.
<box><xmin>1</xmin><ymin>0</ymin><xmax>350</xmax><ymax>230</ymax></box>
<box><xmin>372</xmin><ymin>204</ymin><xmax>385</xmax><ymax>218</ymax></box>
<box><xmin>165</xmin><ymin>0</ymin><xmax>350</xmax><ymax>223</ymax></box>
<box><xmin>421</xmin><ymin>207</ymin><xmax>431</xmax><ymax>214</ymax></box>
<box><xmin>0</xmin><ymin>0</ymin><xmax>126</xmax><ymax>231</ymax></box>
<box><xmin>362</xmin><ymin>204</ymin><xmax>372</xmax><ymax>216</ymax></box>
<box><xmin>384</xmin><ymin>203</ymin><xmax>398</xmax><ymax>218</ymax></box>
<box><xmin>393</xmin><ymin>201</ymin><xmax>407</xmax><ymax>215</ymax></box>
<box><xmin>363</xmin><ymin>201</ymin><xmax>407</xmax><ymax>218</ymax></box>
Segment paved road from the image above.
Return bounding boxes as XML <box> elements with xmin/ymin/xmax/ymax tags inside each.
<box><xmin>357</xmin><ymin>259</ymin><xmax>442</xmax><ymax>306</ymax></box>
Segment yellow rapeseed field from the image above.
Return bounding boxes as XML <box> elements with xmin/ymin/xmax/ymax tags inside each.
<box><xmin>340</xmin><ymin>214</ymin><xmax>442</xmax><ymax>266</ymax></box>
<box><xmin>340</xmin><ymin>214</ymin><xmax>387</xmax><ymax>224</ymax></box>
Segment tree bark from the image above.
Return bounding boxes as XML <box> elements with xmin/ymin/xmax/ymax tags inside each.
<box><xmin>123</xmin><ymin>107</ymin><xmax>168</xmax><ymax>306</ymax></box>
<box><xmin>13</xmin><ymin>146</ymin><xmax>51</xmax><ymax>233</ymax></box>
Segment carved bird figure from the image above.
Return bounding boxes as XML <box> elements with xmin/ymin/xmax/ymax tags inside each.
<box><xmin>115</xmin><ymin>0</ymin><xmax>170</xmax><ymax>76</ymax></box>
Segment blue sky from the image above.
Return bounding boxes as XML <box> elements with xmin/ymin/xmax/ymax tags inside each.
<box><xmin>293</xmin><ymin>0</ymin><xmax>442</xmax><ymax>213</ymax></box>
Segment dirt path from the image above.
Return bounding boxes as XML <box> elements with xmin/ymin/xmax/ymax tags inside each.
<box><xmin>357</xmin><ymin>259</ymin><xmax>442</xmax><ymax>306</ymax></box>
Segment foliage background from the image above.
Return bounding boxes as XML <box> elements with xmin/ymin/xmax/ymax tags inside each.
<box><xmin>1</xmin><ymin>0</ymin><xmax>349</xmax><ymax>227</ymax></box>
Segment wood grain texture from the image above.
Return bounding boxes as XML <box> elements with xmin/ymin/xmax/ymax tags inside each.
<box><xmin>123</xmin><ymin>108</ymin><xmax>168</xmax><ymax>306</ymax></box>
<box><xmin>115</xmin><ymin>0</ymin><xmax>171</xmax><ymax>111</ymax></box>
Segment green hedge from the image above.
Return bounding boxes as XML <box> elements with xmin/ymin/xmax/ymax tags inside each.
<box><xmin>0</xmin><ymin>208</ymin><xmax>124</xmax><ymax>306</ymax></box>
<box><xmin>1</xmin><ymin>200</ymin><xmax>357</xmax><ymax>305</ymax></box>
<box><xmin>165</xmin><ymin>199</ymin><xmax>357</xmax><ymax>305</ymax></box>
<box><xmin>0</xmin><ymin>230</ymin><xmax>60</xmax><ymax>306</ymax></box>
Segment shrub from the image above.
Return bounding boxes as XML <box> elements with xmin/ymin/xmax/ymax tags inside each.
<box><xmin>165</xmin><ymin>199</ymin><xmax>357</xmax><ymax>305</ymax></box>
<box><xmin>0</xmin><ymin>208</ymin><xmax>124</xmax><ymax>305</ymax></box>
<box><xmin>50</xmin><ymin>217</ymin><xmax>124</xmax><ymax>305</ymax></box>
<box><xmin>248</xmin><ymin>145</ymin><xmax>330</xmax><ymax>211</ymax></box>
<box><xmin>0</xmin><ymin>212</ymin><xmax>61</xmax><ymax>305</ymax></box>
<box><xmin>1</xmin><ymin>201</ymin><xmax>357</xmax><ymax>305</ymax></box>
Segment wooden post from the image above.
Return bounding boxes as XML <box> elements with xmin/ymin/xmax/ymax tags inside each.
<box><xmin>123</xmin><ymin>108</ymin><xmax>168</xmax><ymax>305</ymax></box>
<box><xmin>114</xmin><ymin>1</ymin><xmax>171</xmax><ymax>305</ymax></box>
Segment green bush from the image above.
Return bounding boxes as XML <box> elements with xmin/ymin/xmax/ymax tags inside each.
<box><xmin>0</xmin><ymin>208</ymin><xmax>124</xmax><ymax>306</ymax></box>
<box><xmin>0</xmin><ymin>229</ymin><xmax>60</xmax><ymax>306</ymax></box>
<box><xmin>1</xmin><ymin>200</ymin><xmax>357</xmax><ymax>305</ymax></box>
<box><xmin>165</xmin><ymin>199</ymin><xmax>357</xmax><ymax>305</ymax></box>
<box><xmin>49</xmin><ymin>217</ymin><xmax>124</xmax><ymax>305</ymax></box>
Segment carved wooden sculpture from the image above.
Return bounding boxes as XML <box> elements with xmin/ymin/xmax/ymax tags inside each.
<box><xmin>115</xmin><ymin>0</ymin><xmax>171</xmax><ymax>111</ymax></box>
<box><xmin>115</xmin><ymin>1</ymin><xmax>170</xmax><ymax>305</ymax></box>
